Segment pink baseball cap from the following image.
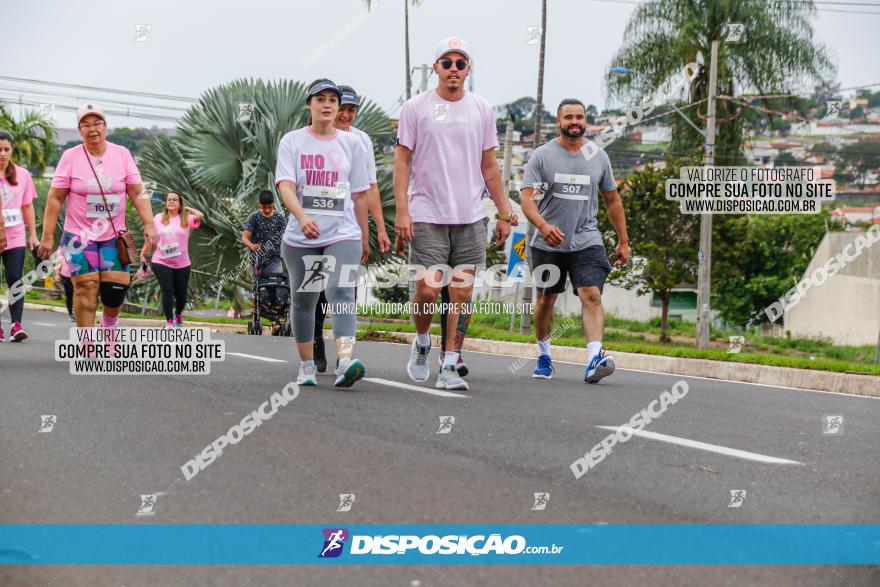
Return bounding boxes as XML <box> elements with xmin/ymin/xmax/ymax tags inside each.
<box><xmin>434</xmin><ymin>37</ymin><xmax>471</xmax><ymax>62</ymax></box>
<box><xmin>77</xmin><ymin>103</ymin><xmax>106</xmax><ymax>124</ymax></box>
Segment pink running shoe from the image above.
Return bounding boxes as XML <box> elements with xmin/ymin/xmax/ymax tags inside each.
<box><xmin>10</xmin><ymin>322</ymin><xmax>28</xmax><ymax>342</ymax></box>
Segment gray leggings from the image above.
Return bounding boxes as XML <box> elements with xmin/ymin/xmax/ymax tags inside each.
<box><xmin>281</xmin><ymin>239</ymin><xmax>360</xmax><ymax>343</ymax></box>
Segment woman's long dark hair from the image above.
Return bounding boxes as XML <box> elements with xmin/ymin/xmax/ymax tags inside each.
<box><xmin>0</xmin><ymin>130</ymin><xmax>17</xmax><ymax>186</ymax></box>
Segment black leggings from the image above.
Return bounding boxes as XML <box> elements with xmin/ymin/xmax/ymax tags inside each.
<box><xmin>314</xmin><ymin>290</ymin><xmax>328</xmax><ymax>343</ymax></box>
<box><xmin>60</xmin><ymin>276</ymin><xmax>74</xmax><ymax>317</ymax></box>
<box><xmin>152</xmin><ymin>263</ymin><xmax>191</xmax><ymax>321</ymax></box>
<box><xmin>1</xmin><ymin>246</ymin><xmax>26</xmax><ymax>323</ymax></box>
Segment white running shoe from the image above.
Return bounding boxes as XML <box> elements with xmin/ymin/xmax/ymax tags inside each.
<box><xmin>335</xmin><ymin>358</ymin><xmax>365</xmax><ymax>388</ymax></box>
<box><xmin>407</xmin><ymin>338</ymin><xmax>431</xmax><ymax>382</ymax></box>
<box><xmin>435</xmin><ymin>365</ymin><xmax>469</xmax><ymax>391</ymax></box>
<box><xmin>296</xmin><ymin>361</ymin><xmax>318</xmax><ymax>386</ymax></box>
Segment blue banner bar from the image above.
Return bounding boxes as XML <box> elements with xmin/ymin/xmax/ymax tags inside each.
<box><xmin>1</xmin><ymin>525</ymin><xmax>878</xmax><ymax>565</ymax></box>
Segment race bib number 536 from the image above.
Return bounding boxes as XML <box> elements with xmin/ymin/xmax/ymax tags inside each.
<box><xmin>302</xmin><ymin>185</ymin><xmax>345</xmax><ymax>217</ymax></box>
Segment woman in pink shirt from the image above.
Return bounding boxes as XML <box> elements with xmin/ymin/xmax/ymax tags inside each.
<box><xmin>0</xmin><ymin>130</ymin><xmax>40</xmax><ymax>342</ymax></box>
<box><xmin>141</xmin><ymin>191</ymin><xmax>204</xmax><ymax>327</ymax></box>
<box><xmin>38</xmin><ymin>104</ymin><xmax>157</xmax><ymax>333</ymax></box>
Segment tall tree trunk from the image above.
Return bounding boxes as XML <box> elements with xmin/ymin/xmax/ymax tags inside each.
<box><xmin>660</xmin><ymin>289</ymin><xmax>671</xmax><ymax>344</ymax></box>
<box><xmin>520</xmin><ymin>0</ymin><xmax>547</xmax><ymax>334</ymax></box>
<box><xmin>404</xmin><ymin>0</ymin><xmax>412</xmax><ymax>100</ymax></box>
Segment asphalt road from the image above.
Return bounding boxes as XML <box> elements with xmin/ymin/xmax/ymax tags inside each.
<box><xmin>2</xmin><ymin>311</ymin><xmax>879</xmax><ymax>586</ymax></box>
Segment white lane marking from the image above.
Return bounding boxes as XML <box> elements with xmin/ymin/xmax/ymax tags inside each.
<box><xmin>365</xmin><ymin>341</ymin><xmax>879</xmax><ymax>400</ymax></box>
<box><xmin>364</xmin><ymin>377</ymin><xmax>469</xmax><ymax>398</ymax></box>
<box><xmin>596</xmin><ymin>426</ymin><xmax>803</xmax><ymax>465</ymax></box>
<box><xmin>226</xmin><ymin>352</ymin><xmax>287</xmax><ymax>363</ymax></box>
<box><xmin>32</xmin><ymin>322</ymin><xmax>56</xmax><ymax>327</ymax></box>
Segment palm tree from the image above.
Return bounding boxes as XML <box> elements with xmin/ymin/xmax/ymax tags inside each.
<box><xmin>134</xmin><ymin>78</ymin><xmax>395</xmax><ymax>309</ymax></box>
<box><xmin>607</xmin><ymin>0</ymin><xmax>833</xmax><ymax>164</ymax></box>
<box><xmin>0</xmin><ymin>105</ymin><xmax>55</xmax><ymax>175</ymax></box>
<box><xmin>365</xmin><ymin>0</ymin><xmax>423</xmax><ymax>100</ymax></box>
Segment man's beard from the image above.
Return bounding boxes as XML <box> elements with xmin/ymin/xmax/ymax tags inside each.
<box><xmin>561</xmin><ymin>124</ymin><xmax>585</xmax><ymax>138</ymax></box>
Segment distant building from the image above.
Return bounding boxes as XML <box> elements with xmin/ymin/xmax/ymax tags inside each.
<box><xmin>831</xmin><ymin>206</ymin><xmax>880</xmax><ymax>226</ymax></box>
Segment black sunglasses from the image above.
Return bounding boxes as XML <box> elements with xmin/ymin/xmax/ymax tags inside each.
<box><xmin>439</xmin><ymin>58</ymin><xmax>468</xmax><ymax>71</ymax></box>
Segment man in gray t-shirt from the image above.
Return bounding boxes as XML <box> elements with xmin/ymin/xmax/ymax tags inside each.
<box><xmin>524</xmin><ymin>137</ymin><xmax>617</xmax><ymax>252</ymax></box>
<box><xmin>520</xmin><ymin>98</ymin><xmax>631</xmax><ymax>385</ymax></box>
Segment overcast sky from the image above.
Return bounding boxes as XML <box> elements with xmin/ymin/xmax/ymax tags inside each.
<box><xmin>6</xmin><ymin>0</ymin><xmax>879</xmax><ymax>128</ymax></box>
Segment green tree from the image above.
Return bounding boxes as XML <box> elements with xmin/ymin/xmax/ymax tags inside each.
<box><xmin>712</xmin><ymin>212</ymin><xmax>835</xmax><ymax>328</ymax></box>
<box><xmin>598</xmin><ymin>161</ymin><xmax>699</xmax><ymax>342</ymax></box>
<box><xmin>774</xmin><ymin>150</ymin><xmax>797</xmax><ymax>166</ymax></box>
<box><xmin>607</xmin><ymin>0</ymin><xmax>833</xmax><ymax>165</ymax></box>
<box><xmin>106</xmin><ymin>127</ymin><xmax>163</xmax><ymax>157</ymax></box>
<box><xmin>586</xmin><ymin>104</ymin><xmax>598</xmax><ymax>124</ymax></box>
<box><xmin>834</xmin><ymin>141</ymin><xmax>880</xmax><ymax>187</ymax></box>
<box><xmin>135</xmin><ymin>78</ymin><xmax>396</xmax><ymax>307</ymax></box>
<box><xmin>809</xmin><ymin>141</ymin><xmax>837</xmax><ymax>161</ymax></box>
<box><xmin>856</xmin><ymin>89</ymin><xmax>880</xmax><ymax>107</ymax></box>
<box><xmin>0</xmin><ymin>105</ymin><xmax>55</xmax><ymax>175</ymax></box>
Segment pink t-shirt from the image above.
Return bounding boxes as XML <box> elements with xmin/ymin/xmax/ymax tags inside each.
<box><xmin>396</xmin><ymin>88</ymin><xmax>499</xmax><ymax>224</ymax></box>
<box><xmin>151</xmin><ymin>212</ymin><xmax>200</xmax><ymax>269</ymax></box>
<box><xmin>1</xmin><ymin>164</ymin><xmax>37</xmax><ymax>250</ymax></box>
<box><xmin>51</xmin><ymin>142</ymin><xmax>142</xmax><ymax>241</ymax></box>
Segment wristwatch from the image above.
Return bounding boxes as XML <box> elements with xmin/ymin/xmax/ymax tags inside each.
<box><xmin>495</xmin><ymin>213</ymin><xmax>513</xmax><ymax>222</ymax></box>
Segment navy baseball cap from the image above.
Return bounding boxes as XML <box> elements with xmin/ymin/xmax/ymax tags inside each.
<box><xmin>306</xmin><ymin>79</ymin><xmax>342</xmax><ymax>101</ymax></box>
<box><xmin>338</xmin><ymin>85</ymin><xmax>360</xmax><ymax>107</ymax></box>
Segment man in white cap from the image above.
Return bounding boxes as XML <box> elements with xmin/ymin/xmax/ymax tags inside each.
<box><xmin>394</xmin><ymin>37</ymin><xmax>514</xmax><ymax>391</ymax></box>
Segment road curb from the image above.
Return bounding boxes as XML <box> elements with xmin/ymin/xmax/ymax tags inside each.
<box><xmin>391</xmin><ymin>331</ymin><xmax>880</xmax><ymax>399</ymax></box>
<box><xmin>20</xmin><ymin>303</ymin><xmax>879</xmax><ymax>397</ymax></box>
<box><xmin>21</xmin><ymin>302</ymin><xmax>252</xmax><ymax>334</ymax></box>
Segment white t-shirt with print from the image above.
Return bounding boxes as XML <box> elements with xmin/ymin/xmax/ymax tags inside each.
<box><xmin>275</xmin><ymin>127</ymin><xmax>370</xmax><ymax>248</ymax></box>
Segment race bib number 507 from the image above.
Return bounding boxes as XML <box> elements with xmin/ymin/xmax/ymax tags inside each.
<box><xmin>551</xmin><ymin>173</ymin><xmax>591</xmax><ymax>200</ymax></box>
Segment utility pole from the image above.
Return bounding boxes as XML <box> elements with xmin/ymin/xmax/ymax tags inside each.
<box><xmin>502</xmin><ymin>118</ymin><xmax>514</xmax><ymax>190</ymax></box>
<box><xmin>696</xmin><ymin>39</ymin><xmax>719</xmax><ymax>349</ymax></box>
<box><xmin>522</xmin><ymin>0</ymin><xmax>547</xmax><ymax>335</ymax></box>
<box><xmin>420</xmin><ymin>64</ymin><xmax>429</xmax><ymax>93</ymax></box>
<box><xmin>404</xmin><ymin>0</ymin><xmax>412</xmax><ymax>100</ymax></box>
<box><xmin>500</xmin><ymin>118</ymin><xmax>515</xmax><ymax>308</ymax></box>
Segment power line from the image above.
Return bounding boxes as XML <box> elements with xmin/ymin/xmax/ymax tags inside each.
<box><xmin>0</xmin><ymin>76</ymin><xmax>197</xmax><ymax>103</ymax></box>
<box><xmin>0</xmin><ymin>86</ymin><xmax>190</xmax><ymax>113</ymax></box>
<box><xmin>0</xmin><ymin>97</ymin><xmax>180</xmax><ymax>123</ymax></box>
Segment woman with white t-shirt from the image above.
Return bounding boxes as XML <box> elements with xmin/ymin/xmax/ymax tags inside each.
<box><xmin>276</xmin><ymin>78</ymin><xmax>371</xmax><ymax>388</ymax></box>
<box><xmin>0</xmin><ymin>130</ymin><xmax>39</xmax><ymax>342</ymax></box>
<box><xmin>140</xmin><ymin>192</ymin><xmax>204</xmax><ymax>328</ymax></box>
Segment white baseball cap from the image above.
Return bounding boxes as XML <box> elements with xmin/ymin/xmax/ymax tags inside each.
<box><xmin>77</xmin><ymin>103</ymin><xmax>106</xmax><ymax>124</ymax></box>
<box><xmin>434</xmin><ymin>37</ymin><xmax>471</xmax><ymax>62</ymax></box>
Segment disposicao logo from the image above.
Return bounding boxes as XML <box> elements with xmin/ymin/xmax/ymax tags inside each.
<box><xmin>318</xmin><ymin>528</ymin><xmax>349</xmax><ymax>558</ymax></box>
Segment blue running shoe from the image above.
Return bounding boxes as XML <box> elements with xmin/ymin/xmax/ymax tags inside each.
<box><xmin>585</xmin><ymin>350</ymin><xmax>616</xmax><ymax>383</ymax></box>
<box><xmin>532</xmin><ymin>354</ymin><xmax>554</xmax><ymax>379</ymax></box>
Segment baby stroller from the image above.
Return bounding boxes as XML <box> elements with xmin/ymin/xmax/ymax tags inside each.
<box><xmin>247</xmin><ymin>258</ymin><xmax>292</xmax><ymax>336</ymax></box>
